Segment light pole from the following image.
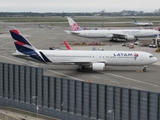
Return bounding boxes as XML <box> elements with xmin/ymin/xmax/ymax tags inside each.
<box><xmin>32</xmin><ymin>96</ymin><xmax>39</xmax><ymax>117</ymax></box>
<box><xmin>101</xmin><ymin>9</ymin><xmax>105</xmax><ymax>28</ymax></box>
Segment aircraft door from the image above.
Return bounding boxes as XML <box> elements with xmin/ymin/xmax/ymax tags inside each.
<box><xmin>139</xmin><ymin>53</ymin><xmax>143</xmax><ymax>62</ymax></box>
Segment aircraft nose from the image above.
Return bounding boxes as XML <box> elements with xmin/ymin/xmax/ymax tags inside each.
<box><xmin>153</xmin><ymin>57</ymin><xmax>158</xmax><ymax>63</ymax></box>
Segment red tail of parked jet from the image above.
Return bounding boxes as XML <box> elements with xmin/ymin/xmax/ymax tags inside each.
<box><xmin>63</xmin><ymin>41</ymin><xmax>72</xmax><ymax>50</ymax></box>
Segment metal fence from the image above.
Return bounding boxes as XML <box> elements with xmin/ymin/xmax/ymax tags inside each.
<box><xmin>0</xmin><ymin>62</ymin><xmax>160</xmax><ymax>120</ymax></box>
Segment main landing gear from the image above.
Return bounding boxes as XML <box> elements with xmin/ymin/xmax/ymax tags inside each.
<box><xmin>143</xmin><ymin>66</ymin><xmax>147</xmax><ymax>72</ymax></box>
<box><xmin>76</xmin><ymin>66</ymin><xmax>85</xmax><ymax>72</ymax></box>
<box><xmin>76</xmin><ymin>66</ymin><xmax>92</xmax><ymax>72</ymax></box>
<box><xmin>76</xmin><ymin>68</ymin><xmax>84</xmax><ymax>72</ymax></box>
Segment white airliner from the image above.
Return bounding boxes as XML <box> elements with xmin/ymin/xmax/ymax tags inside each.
<box><xmin>9</xmin><ymin>26</ymin><xmax>158</xmax><ymax>72</ymax></box>
<box><xmin>65</xmin><ymin>17</ymin><xmax>158</xmax><ymax>41</ymax></box>
<box><xmin>133</xmin><ymin>18</ymin><xmax>153</xmax><ymax>26</ymax></box>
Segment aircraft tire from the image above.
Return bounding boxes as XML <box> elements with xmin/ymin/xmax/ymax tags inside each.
<box><xmin>81</xmin><ymin>68</ymin><xmax>84</xmax><ymax>72</ymax></box>
<box><xmin>76</xmin><ymin>68</ymin><xmax>81</xmax><ymax>72</ymax></box>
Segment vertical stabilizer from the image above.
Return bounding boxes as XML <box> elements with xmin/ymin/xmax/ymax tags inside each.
<box><xmin>133</xmin><ymin>18</ymin><xmax>137</xmax><ymax>23</ymax></box>
<box><xmin>63</xmin><ymin>41</ymin><xmax>72</xmax><ymax>50</ymax></box>
<box><xmin>9</xmin><ymin>26</ymin><xmax>36</xmax><ymax>53</ymax></box>
<box><xmin>67</xmin><ymin>17</ymin><xmax>82</xmax><ymax>31</ymax></box>
<box><xmin>9</xmin><ymin>26</ymin><xmax>51</xmax><ymax>63</ymax></box>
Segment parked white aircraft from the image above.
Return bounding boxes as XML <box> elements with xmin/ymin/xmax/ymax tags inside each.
<box><xmin>133</xmin><ymin>18</ymin><xmax>153</xmax><ymax>26</ymax></box>
<box><xmin>9</xmin><ymin>26</ymin><xmax>157</xmax><ymax>72</ymax></box>
<box><xmin>65</xmin><ymin>17</ymin><xmax>158</xmax><ymax>41</ymax></box>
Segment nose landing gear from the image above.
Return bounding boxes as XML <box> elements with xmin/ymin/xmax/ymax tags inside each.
<box><xmin>143</xmin><ymin>66</ymin><xmax>147</xmax><ymax>72</ymax></box>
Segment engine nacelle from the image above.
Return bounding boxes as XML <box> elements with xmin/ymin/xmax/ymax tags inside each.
<box><xmin>106</xmin><ymin>34</ymin><xmax>113</xmax><ymax>38</ymax></box>
<box><xmin>124</xmin><ymin>35</ymin><xmax>135</xmax><ymax>40</ymax></box>
<box><xmin>92</xmin><ymin>63</ymin><xmax>105</xmax><ymax>71</ymax></box>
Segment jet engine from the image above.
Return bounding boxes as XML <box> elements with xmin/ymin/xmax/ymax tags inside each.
<box><xmin>92</xmin><ymin>63</ymin><xmax>105</xmax><ymax>71</ymax></box>
<box><xmin>124</xmin><ymin>35</ymin><xmax>135</xmax><ymax>40</ymax></box>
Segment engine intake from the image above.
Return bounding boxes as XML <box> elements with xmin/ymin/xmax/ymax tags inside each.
<box><xmin>124</xmin><ymin>35</ymin><xmax>135</xmax><ymax>40</ymax></box>
<box><xmin>92</xmin><ymin>63</ymin><xmax>105</xmax><ymax>71</ymax></box>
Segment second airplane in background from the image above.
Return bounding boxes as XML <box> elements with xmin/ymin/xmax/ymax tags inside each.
<box><xmin>65</xmin><ymin>17</ymin><xmax>158</xmax><ymax>41</ymax></box>
<box><xmin>133</xmin><ymin>18</ymin><xmax>153</xmax><ymax>26</ymax></box>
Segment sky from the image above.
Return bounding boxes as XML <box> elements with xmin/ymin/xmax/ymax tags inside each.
<box><xmin>0</xmin><ymin>0</ymin><xmax>160</xmax><ymax>13</ymax></box>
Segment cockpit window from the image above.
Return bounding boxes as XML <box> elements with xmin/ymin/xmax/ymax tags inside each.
<box><xmin>149</xmin><ymin>55</ymin><xmax>153</xmax><ymax>58</ymax></box>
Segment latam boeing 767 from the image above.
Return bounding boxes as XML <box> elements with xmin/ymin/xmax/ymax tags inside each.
<box><xmin>65</xmin><ymin>17</ymin><xmax>158</xmax><ymax>41</ymax></box>
<box><xmin>9</xmin><ymin>26</ymin><xmax>157</xmax><ymax>72</ymax></box>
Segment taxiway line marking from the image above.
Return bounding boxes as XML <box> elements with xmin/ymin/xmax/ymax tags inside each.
<box><xmin>131</xmin><ymin>86</ymin><xmax>143</xmax><ymax>90</ymax></box>
<box><xmin>104</xmin><ymin>72</ymin><xmax>160</xmax><ymax>88</ymax></box>
<box><xmin>110</xmin><ymin>81</ymin><xmax>120</xmax><ymax>84</ymax></box>
<box><xmin>92</xmin><ymin>75</ymin><xmax>100</xmax><ymax>79</ymax></box>
<box><xmin>46</xmin><ymin>69</ymin><xmax>84</xmax><ymax>81</ymax></box>
<box><xmin>0</xmin><ymin>41</ymin><xmax>13</xmax><ymax>49</ymax></box>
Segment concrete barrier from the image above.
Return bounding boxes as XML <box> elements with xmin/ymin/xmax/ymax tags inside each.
<box><xmin>0</xmin><ymin>107</ymin><xmax>59</xmax><ymax>120</ymax></box>
<box><xmin>0</xmin><ymin>112</ymin><xmax>21</xmax><ymax>120</ymax></box>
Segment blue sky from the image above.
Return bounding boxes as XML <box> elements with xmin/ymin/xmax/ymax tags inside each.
<box><xmin>0</xmin><ymin>0</ymin><xmax>160</xmax><ymax>12</ymax></box>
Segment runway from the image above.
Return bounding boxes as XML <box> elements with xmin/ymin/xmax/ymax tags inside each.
<box><xmin>0</xmin><ymin>22</ymin><xmax>160</xmax><ymax>93</ymax></box>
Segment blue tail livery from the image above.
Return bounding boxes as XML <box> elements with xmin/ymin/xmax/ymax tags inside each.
<box><xmin>9</xmin><ymin>26</ymin><xmax>51</xmax><ymax>63</ymax></box>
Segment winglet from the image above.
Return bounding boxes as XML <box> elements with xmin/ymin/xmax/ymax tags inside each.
<box><xmin>63</xmin><ymin>41</ymin><xmax>72</xmax><ymax>50</ymax></box>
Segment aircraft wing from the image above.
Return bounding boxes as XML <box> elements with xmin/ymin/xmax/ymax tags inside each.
<box><xmin>57</xmin><ymin>59</ymin><xmax>107</xmax><ymax>66</ymax></box>
<box><xmin>111</xmin><ymin>33</ymin><xmax>135</xmax><ymax>40</ymax></box>
<box><xmin>112</xmin><ymin>33</ymin><xmax>128</xmax><ymax>37</ymax></box>
<box><xmin>71</xmin><ymin>60</ymin><xmax>107</xmax><ymax>65</ymax></box>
